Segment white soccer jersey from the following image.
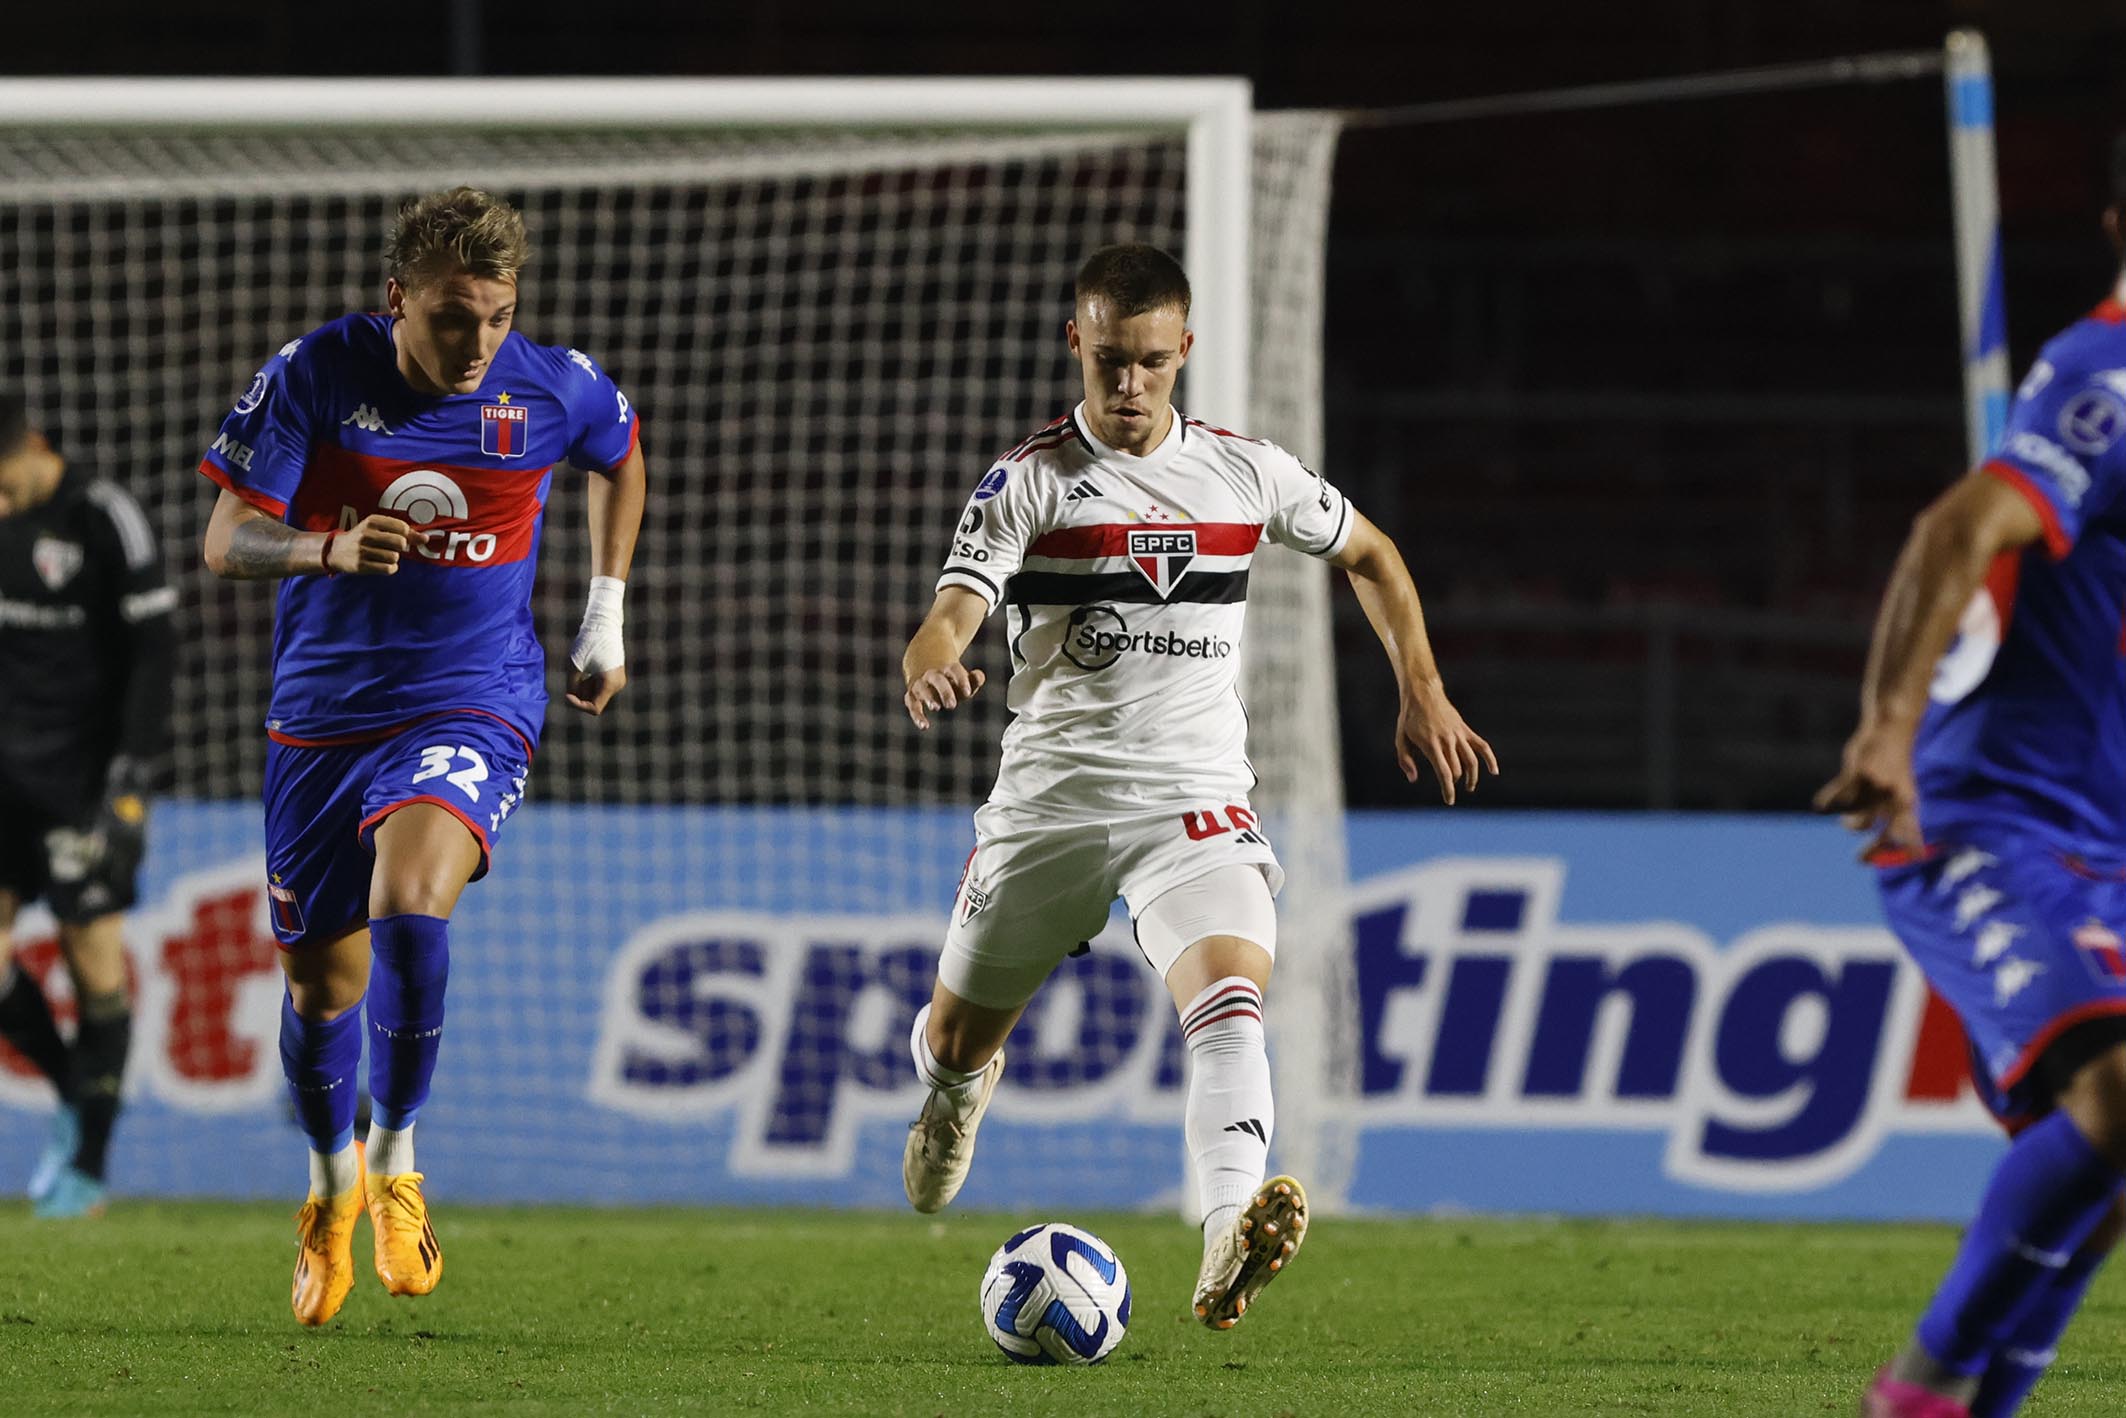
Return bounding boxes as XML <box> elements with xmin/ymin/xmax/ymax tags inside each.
<box><xmin>937</xmin><ymin>402</ymin><xmax>1354</xmax><ymax>816</ymax></box>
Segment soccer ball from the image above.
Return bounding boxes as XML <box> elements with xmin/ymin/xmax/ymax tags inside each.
<box><xmin>978</xmin><ymin>1222</ymin><xmax>1131</xmax><ymax>1365</ymax></box>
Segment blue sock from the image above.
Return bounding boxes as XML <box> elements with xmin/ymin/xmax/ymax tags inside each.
<box><xmin>278</xmin><ymin>993</ymin><xmax>363</xmax><ymax>1154</ymax></box>
<box><xmin>1970</xmin><ymin>1238</ymin><xmax>2112</xmax><ymax>1417</ymax></box>
<box><xmin>366</xmin><ymin>914</ymin><xmax>450</xmax><ymax>1130</ymax></box>
<box><xmin>1916</xmin><ymin>1112</ymin><xmax>2121</xmax><ymax>1375</ymax></box>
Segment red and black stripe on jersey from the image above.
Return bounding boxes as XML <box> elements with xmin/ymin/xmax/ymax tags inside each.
<box><xmin>1004</xmin><ymin>520</ymin><xmax>1261</xmax><ymax>607</ymax></box>
<box><xmin>999</xmin><ymin>412</ymin><xmax>1087</xmax><ymax>464</ymax></box>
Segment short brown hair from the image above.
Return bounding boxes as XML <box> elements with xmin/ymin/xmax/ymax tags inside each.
<box><xmin>385</xmin><ymin>186</ymin><xmax>531</xmax><ymax>289</ymax></box>
<box><xmin>1075</xmin><ymin>243</ymin><xmax>1191</xmax><ymax>319</ymax></box>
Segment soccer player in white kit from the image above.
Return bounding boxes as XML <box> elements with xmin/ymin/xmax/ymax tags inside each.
<box><xmin>900</xmin><ymin>244</ymin><xmax>1496</xmax><ymax>1329</ymax></box>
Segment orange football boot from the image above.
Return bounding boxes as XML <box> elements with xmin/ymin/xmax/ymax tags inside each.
<box><xmin>366</xmin><ymin>1169</ymin><xmax>442</xmax><ymax>1296</ymax></box>
<box><xmin>291</xmin><ymin>1183</ymin><xmax>364</xmax><ymax>1326</ymax></box>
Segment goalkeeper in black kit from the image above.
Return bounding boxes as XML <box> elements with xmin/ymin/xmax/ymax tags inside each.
<box><xmin>0</xmin><ymin>393</ymin><xmax>173</xmax><ymax>1218</ymax></box>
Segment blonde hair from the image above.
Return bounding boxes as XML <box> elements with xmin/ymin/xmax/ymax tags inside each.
<box><xmin>384</xmin><ymin>186</ymin><xmax>531</xmax><ymax>288</ymax></box>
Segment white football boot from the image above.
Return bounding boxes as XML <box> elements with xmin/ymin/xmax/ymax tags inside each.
<box><xmin>902</xmin><ymin>1049</ymin><xmax>1005</xmax><ymax>1214</ymax></box>
<box><xmin>1194</xmin><ymin>1174</ymin><xmax>1308</xmax><ymax>1329</ymax></box>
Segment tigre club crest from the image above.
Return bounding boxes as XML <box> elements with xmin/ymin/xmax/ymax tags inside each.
<box><xmin>1126</xmin><ymin>528</ymin><xmax>1197</xmax><ymax>599</ymax></box>
<box><xmin>32</xmin><ymin>535</ymin><xmax>83</xmax><ymax>590</ymax></box>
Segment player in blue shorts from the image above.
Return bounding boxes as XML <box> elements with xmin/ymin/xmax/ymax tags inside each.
<box><xmin>1821</xmin><ymin>138</ymin><xmax>2126</xmax><ymax>1417</ymax></box>
<box><xmin>198</xmin><ymin>188</ymin><xmax>645</xmax><ymax>1326</ymax></box>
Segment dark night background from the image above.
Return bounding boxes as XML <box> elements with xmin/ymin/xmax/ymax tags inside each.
<box><xmin>9</xmin><ymin>0</ymin><xmax>2126</xmax><ymax>811</ymax></box>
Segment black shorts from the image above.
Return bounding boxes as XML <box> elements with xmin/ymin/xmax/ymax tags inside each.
<box><xmin>0</xmin><ymin>795</ymin><xmax>137</xmax><ymax>925</ymax></box>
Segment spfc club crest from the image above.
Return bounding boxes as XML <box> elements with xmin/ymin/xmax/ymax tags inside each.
<box><xmin>481</xmin><ymin>397</ymin><xmax>528</xmax><ymax>457</ymax></box>
<box><xmin>1127</xmin><ymin>528</ymin><xmax>1197</xmax><ymax>599</ymax></box>
<box><xmin>31</xmin><ymin>535</ymin><xmax>82</xmax><ymax>590</ymax></box>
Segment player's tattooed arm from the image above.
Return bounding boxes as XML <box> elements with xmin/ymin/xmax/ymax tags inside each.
<box><xmin>202</xmin><ymin>488</ymin><xmax>410</xmax><ymax>579</ymax></box>
<box><xmin>902</xmin><ymin>586</ymin><xmax>989</xmax><ymax>730</ymax></box>
<box><xmin>1815</xmin><ymin>470</ymin><xmax>2047</xmax><ymax>852</ymax></box>
<box><xmin>1330</xmin><ymin>511</ymin><xmax>1498</xmax><ymax>804</ymax></box>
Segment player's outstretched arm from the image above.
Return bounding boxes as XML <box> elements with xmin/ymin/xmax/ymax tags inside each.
<box><xmin>902</xmin><ymin>587</ymin><xmax>990</xmax><ymax>730</ymax></box>
<box><xmin>1329</xmin><ymin>511</ymin><xmax>1498</xmax><ymax>805</ymax></box>
<box><xmin>202</xmin><ymin>489</ymin><xmax>410</xmax><ymax>580</ymax></box>
<box><xmin>1814</xmin><ymin>470</ymin><xmax>2045</xmax><ymax>855</ymax></box>
<box><xmin>566</xmin><ymin>444</ymin><xmax>646</xmax><ymax>717</ymax></box>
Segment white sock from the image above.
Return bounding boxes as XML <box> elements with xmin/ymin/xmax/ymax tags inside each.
<box><xmin>308</xmin><ymin>1143</ymin><xmax>360</xmax><ymax>1200</ymax></box>
<box><xmin>910</xmin><ymin>1004</ymin><xmax>987</xmax><ymax>1121</ymax></box>
<box><xmin>367</xmin><ymin>1121</ymin><xmax>416</xmax><ymax>1177</ymax></box>
<box><xmin>1180</xmin><ymin>977</ymin><xmax>1273</xmax><ymax>1241</ymax></box>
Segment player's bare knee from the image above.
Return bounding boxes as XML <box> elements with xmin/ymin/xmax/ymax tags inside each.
<box><xmin>58</xmin><ymin>916</ymin><xmax>129</xmax><ymax>998</ymax></box>
<box><xmin>1165</xmin><ymin>935</ymin><xmax>1272</xmax><ymax>1013</ymax></box>
<box><xmin>369</xmin><ymin>871</ymin><xmax>463</xmax><ymax>919</ymax></box>
<box><xmin>280</xmin><ymin>929</ymin><xmax>370</xmax><ymax>1018</ymax></box>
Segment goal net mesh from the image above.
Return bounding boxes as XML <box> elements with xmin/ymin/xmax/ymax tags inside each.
<box><xmin>0</xmin><ymin>109</ymin><xmax>1351</xmax><ymax>1209</ymax></box>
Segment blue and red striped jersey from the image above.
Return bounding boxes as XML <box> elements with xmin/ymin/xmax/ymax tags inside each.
<box><xmin>199</xmin><ymin>312</ymin><xmax>639</xmax><ymax>749</ymax></box>
<box><xmin>1917</xmin><ymin>292</ymin><xmax>2126</xmax><ymax>855</ymax></box>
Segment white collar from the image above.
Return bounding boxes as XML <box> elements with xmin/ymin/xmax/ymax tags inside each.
<box><xmin>1073</xmin><ymin>400</ymin><xmax>1185</xmax><ymax>466</ymax></box>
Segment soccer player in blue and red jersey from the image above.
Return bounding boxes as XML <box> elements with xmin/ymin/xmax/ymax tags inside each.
<box><xmin>1822</xmin><ymin>141</ymin><xmax>2126</xmax><ymax>1417</ymax></box>
<box><xmin>197</xmin><ymin>188</ymin><xmax>644</xmax><ymax>1327</ymax></box>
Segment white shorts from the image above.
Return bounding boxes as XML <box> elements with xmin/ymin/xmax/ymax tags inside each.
<box><xmin>938</xmin><ymin>799</ymin><xmax>1284</xmax><ymax>1010</ymax></box>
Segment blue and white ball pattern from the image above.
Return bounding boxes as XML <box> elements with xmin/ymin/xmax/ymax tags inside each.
<box><xmin>978</xmin><ymin>1223</ymin><xmax>1132</xmax><ymax>1365</ymax></box>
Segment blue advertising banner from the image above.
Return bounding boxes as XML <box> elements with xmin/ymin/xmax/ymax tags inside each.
<box><xmin>0</xmin><ymin>806</ymin><xmax>2003</xmax><ymax>1219</ymax></box>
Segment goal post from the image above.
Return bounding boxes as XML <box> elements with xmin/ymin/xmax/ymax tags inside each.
<box><xmin>0</xmin><ymin>79</ymin><xmax>1357</xmax><ymax>1211</ymax></box>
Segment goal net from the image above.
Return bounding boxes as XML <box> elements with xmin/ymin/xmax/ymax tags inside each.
<box><xmin>0</xmin><ymin>83</ymin><xmax>1352</xmax><ymax>1211</ymax></box>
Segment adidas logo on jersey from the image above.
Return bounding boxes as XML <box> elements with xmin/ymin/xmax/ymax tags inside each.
<box><xmin>1065</xmin><ymin>480</ymin><xmax>1104</xmax><ymax>502</ymax></box>
<box><xmin>341</xmin><ymin>404</ymin><xmax>393</xmax><ymax>435</ymax></box>
<box><xmin>1222</xmin><ymin>1118</ymin><xmax>1267</xmax><ymax>1144</ymax></box>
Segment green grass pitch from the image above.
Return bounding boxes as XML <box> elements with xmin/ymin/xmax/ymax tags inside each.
<box><xmin>4</xmin><ymin>1203</ymin><xmax>2126</xmax><ymax>1415</ymax></box>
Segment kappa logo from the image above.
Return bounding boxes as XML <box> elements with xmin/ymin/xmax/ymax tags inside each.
<box><xmin>567</xmin><ymin>348</ymin><xmax>599</xmax><ymax>379</ymax></box>
<box><xmin>1126</xmin><ymin>529</ymin><xmax>1197</xmax><ymax>598</ymax></box>
<box><xmin>341</xmin><ymin>404</ymin><xmax>393</xmax><ymax>435</ymax></box>
<box><xmin>31</xmin><ymin>535</ymin><xmax>83</xmax><ymax>591</ymax></box>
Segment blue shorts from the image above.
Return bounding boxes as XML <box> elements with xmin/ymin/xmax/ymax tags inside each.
<box><xmin>261</xmin><ymin>711</ymin><xmax>533</xmax><ymax>948</ymax></box>
<box><xmin>1878</xmin><ymin>832</ymin><xmax>2126</xmax><ymax>1122</ymax></box>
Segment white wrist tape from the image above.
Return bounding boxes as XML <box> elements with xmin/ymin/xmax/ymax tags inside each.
<box><xmin>570</xmin><ymin>575</ymin><xmax>626</xmax><ymax>675</ymax></box>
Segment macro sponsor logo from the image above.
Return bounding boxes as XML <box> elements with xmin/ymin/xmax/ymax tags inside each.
<box><xmin>2002</xmin><ymin>433</ymin><xmax>2093</xmax><ymax>505</ymax></box>
<box><xmin>363</xmin><ymin>469</ymin><xmax>498</xmax><ymax>563</ymax></box>
<box><xmin>589</xmin><ymin>855</ymin><xmax>1991</xmax><ymax>1188</ymax></box>
<box><xmin>0</xmin><ymin>860</ymin><xmax>284</xmax><ymax>1111</ymax></box>
<box><xmin>1061</xmin><ymin>605</ymin><xmax>1232</xmax><ymax>671</ymax></box>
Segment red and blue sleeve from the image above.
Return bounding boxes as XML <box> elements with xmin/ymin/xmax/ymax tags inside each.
<box><xmin>1981</xmin><ymin>363</ymin><xmax>2126</xmax><ymax>560</ymax></box>
<box><xmin>198</xmin><ymin>339</ymin><xmax>319</xmax><ymax>519</ymax></box>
